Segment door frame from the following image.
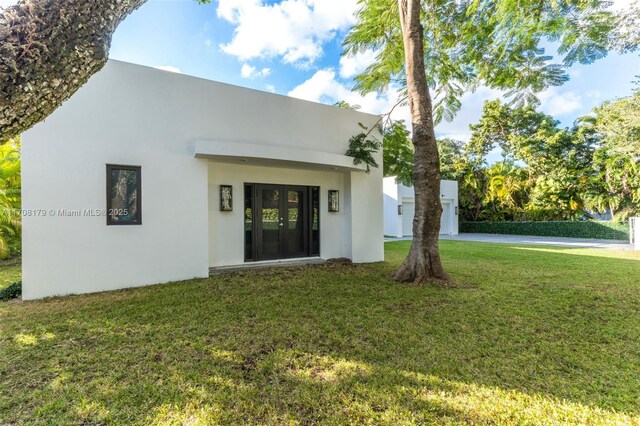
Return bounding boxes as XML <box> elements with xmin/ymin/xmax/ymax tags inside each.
<box><xmin>246</xmin><ymin>183</ymin><xmax>320</xmax><ymax>262</ymax></box>
<box><xmin>255</xmin><ymin>184</ymin><xmax>286</xmax><ymax>261</ymax></box>
<box><xmin>282</xmin><ymin>185</ymin><xmax>310</xmax><ymax>259</ymax></box>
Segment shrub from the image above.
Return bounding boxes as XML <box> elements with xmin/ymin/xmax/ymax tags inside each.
<box><xmin>0</xmin><ymin>280</ymin><xmax>21</xmax><ymax>301</ymax></box>
<box><xmin>460</xmin><ymin>221</ymin><xmax>629</xmax><ymax>241</ymax></box>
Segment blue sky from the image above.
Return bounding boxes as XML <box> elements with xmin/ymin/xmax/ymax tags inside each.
<box><xmin>3</xmin><ymin>0</ymin><xmax>640</xmax><ymax>146</ymax></box>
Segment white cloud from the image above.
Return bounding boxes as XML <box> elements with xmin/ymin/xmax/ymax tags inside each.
<box><xmin>0</xmin><ymin>1</ymin><xmax>18</xmax><ymax>8</ymax></box>
<box><xmin>240</xmin><ymin>63</ymin><xmax>271</xmax><ymax>78</ymax></box>
<box><xmin>538</xmin><ymin>88</ymin><xmax>582</xmax><ymax>117</ymax></box>
<box><xmin>217</xmin><ymin>0</ymin><xmax>358</xmax><ymax>65</ymax></box>
<box><xmin>287</xmin><ymin>69</ymin><xmax>505</xmax><ymax>142</ymax></box>
<box><xmin>288</xmin><ymin>69</ymin><xmax>604</xmax><ymax>144</ymax></box>
<box><xmin>288</xmin><ymin>68</ymin><xmax>410</xmax><ymax>123</ymax></box>
<box><xmin>339</xmin><ymin>49</ymin><xmax>378</xmax><ymax>79</ymax></box>
<box><xmin>154</xmin><ymin>65</ymin><xmax>182</xmax><ymax>73</ymax></box>
<box><xmin>265</xmin><ymin>84</ymin><xmax>276</xmax><ymax>93</ymax></box>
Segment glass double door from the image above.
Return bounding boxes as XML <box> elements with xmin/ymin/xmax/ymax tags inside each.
<box><xmin>255</xmin><ymin>184</ymin><xmax>309</xmax><ymax>260</ymax></box>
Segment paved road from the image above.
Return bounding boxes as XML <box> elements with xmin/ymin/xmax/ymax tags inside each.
<box><xmin>386</xmin><ymin>233</ymin><xmax>635</xmax><ymax>250</ymax></box>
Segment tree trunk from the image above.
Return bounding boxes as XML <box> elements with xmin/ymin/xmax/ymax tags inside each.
<box><xmin>393</xmin><ymin>0</ymin><xmax>449</xmax><ymax>283</ymax></box>
<box><xmin>609</xmin><ymin>202</ymin><xmax>615</xmax><ymax>221</ymax></box>
<box><xmin>0</xmin><ymin>0</ymin><xmax>148</xmax><ymax>142</ymax></box>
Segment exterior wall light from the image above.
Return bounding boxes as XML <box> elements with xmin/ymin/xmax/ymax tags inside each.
<box><xmin>398</xmin><ymin>205</ymin><xmax>403</xmax><ymax>215</ymax></box>
<box><xmin>220</xmin><ymin>185</ymin><xmax>233</xmax><ymax>211</ymax></box>
<box><xmin>328</xmin><ymin>190</ymin><xmax>339</xmax><ymax>212</ymax></box>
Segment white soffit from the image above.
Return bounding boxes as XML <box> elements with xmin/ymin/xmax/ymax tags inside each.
<box><xmin>194</xmin><ymin>140</ymin><xmax>367</xmax><ymax>172</ymax></box>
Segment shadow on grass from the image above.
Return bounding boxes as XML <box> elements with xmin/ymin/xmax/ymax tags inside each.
<box><xmin>1</xmin><ymin>242</ymin><xmax>640</xmax><ymax>424</ymax></box>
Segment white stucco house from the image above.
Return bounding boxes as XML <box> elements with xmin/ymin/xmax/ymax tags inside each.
<box><xmin>383</xmin><ymin>176</ymin><xmax>459</xmax><ymax>237</ymax></box>
<box><xmin>21</xmin><ymin>60</ymin><xmax>384</xmax><ymax>300</ymax></box>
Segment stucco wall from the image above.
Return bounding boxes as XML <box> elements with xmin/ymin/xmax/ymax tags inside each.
<box><xmin>22</xmin><ymin>62</ymin><xmax>212</xmax><ymax>300</ymax></box>
<box><xmin>348</xmin><ymin>169</ymin><xmax>385</xmax><ymax>262</ymax></box>
<box><xmin>22</xmin><ymin>60</ymin><xmax>383</xmax><ymax>299</ymax></box>
<box><xmin>382</xmin><ymin>177</ymin><xmax>402</xmax><ymax>237</ymax></box>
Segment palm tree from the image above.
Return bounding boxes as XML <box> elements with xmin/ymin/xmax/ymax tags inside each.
<box><xmin>483</xmin><ymin>162</ymin><xmax>529</xmax><ymax>221</ymax></box>
<box><xmin>0</xmin><ymin>138</ymin><xmax>22</xmax><ymax>258</ymax></box>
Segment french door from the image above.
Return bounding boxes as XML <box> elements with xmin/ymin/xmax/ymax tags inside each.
<box><xmin>245</xmin><ymin>184</ymin><xmax>319</xmax><ymax>261</ymax></box>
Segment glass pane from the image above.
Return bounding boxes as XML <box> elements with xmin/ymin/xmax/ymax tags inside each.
<box><xmin>286</xmin><ymin>190</ymin><xmax>305</xmax><ymax>255</ymax></box>
<box><xmin>311</xmin><ymin>187</ymin><xmax>320</xmax><ymax>255</ymax></box>
<box><xmin>261</xmin><ymin>189</ymin><xmax>280</xmax><ymax>257</ymax></box>
<box><xmin>110</xmin><ymin>169</ymin><xmax>139</xmax><ymax>223</ymax></box>
<box><xmin>244</xmin><ymin>184</ymin><xmax>253</xmax><ymax>260</ymax></box>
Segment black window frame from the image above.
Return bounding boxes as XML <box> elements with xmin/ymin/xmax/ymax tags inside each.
<box><xmin>106</xmin><ymin>164</ymin><xmax>142</xmax><ymax>226</ymax></box>
<box><xmin>244</xmin><ymin>183</ymin><xmax>254</xmax><ymax>261</ymax></box>
<box><xmin>310</xmin><ymin>186</ymin><xmax>320</xmax><ymax>256</ymax></box>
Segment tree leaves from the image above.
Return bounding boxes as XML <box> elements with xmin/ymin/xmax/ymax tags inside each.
<box><xmin>441</xmin><ymin>99</ymin><xmax>601</xmax><ymax>221</ymax></box>
<box><xmin>584</xmin><ymin>90</ymin><xmax>640</xmax><ymax>219</ymax></box>
<box><xmin>345</xmin><ymin>124</ymin><xmax>382</xmax><ymax>173</ymax></box>
<box><xmin>382</xmin><ymin>120</ymin><xmax>414</xmax><ymax>185</ymax></box>
<box><xmin>344</xmin><ymin>0</ymin><xmax>634</xmax><ymax>119</ymax></box>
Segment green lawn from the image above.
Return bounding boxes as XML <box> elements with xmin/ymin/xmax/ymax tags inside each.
<box><xmin>1</xmin><ymin>241</ymin><xmax>639</xmax><ymax>425</ymax></box>
<box><xmin>0</xmin><ymin>256</ymin><xmax>20</xmax><ymax>291</ymax></box>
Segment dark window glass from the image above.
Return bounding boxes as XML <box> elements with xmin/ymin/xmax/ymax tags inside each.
<box><xmin>244</xmin><ymin>184</ymin><xmax>253</xmax><ymax>260</ymax></box>
<box><xmin>106</xmin><ymin>165</ymin><xmax>141</xmax><ymax>225</ymax></box>
<box><xmin>286</xmin><ymin>189</ymin><xmax>306</xmax><ymax>256</ymax></box>
<box><xmin>311</xmin><ymin>187</ymin><xmax>320</xmax><ymax>255</ymax></box>
<box><xmin>260</xmin><ymin>188</ymin><xmax>281</xmax><ymax>258</ymax></box>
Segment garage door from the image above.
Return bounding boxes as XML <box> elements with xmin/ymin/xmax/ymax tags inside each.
<box><xmin>402</xmin><ymin>201</ymin><xmax>452</xmax><ymax>236</ymax></box>
<box><xmin>441</xmin><ymin>202</ymin><xmax>451</xmax><ymax>235</ymax></box>
<box><xmin>402</xmin><ymin>202</ymin><xmax>414</xmax><ymax>236</ymax></box>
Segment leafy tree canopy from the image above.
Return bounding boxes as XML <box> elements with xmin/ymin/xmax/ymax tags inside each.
<box><xmin>581</xmin><ymin>88</ymin><xmax>640</xmax><ymax>219</ymax></box>
<box><xmin>467</xmin><ymin>100</ymin><xmax>594</xmax><ymax>173</ymax></box>
<box><xmin>344</xmin><ymin>0</ymin><xmax>634</xmax><ymax>123</ymax></box>
<box><xmin>395</xmin><ymin>99</ymin><xmax>604</xmax><ymax>221</ymax></box>
<box><xmin>425</xmin><ymin>90</ymin><xmax>640</xmax><ymax>222</ymax></box>
<box><xmin>382</xmin><ymin>122</ymin><xmax>469</xmax><ymax>186</ymax></box>
<box><xmin>382</xmin><ymin>120</ymin><xmax>414</xmax><ymax>185</ymax></box>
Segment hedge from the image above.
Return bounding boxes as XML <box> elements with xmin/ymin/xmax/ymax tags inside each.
<box><xmin>0</xmin><ymin>281</ymin><xmax>21</xmax><ymax>301</ymax></box>
<box><xmin>460</xmin><ymin>221</ymin><xmax>630</xmax><ymax>241</ymax></box>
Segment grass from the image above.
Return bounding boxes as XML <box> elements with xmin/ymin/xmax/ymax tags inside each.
<box><xmin>1</xmin><ymin>241</ymin><xmax>640</xmax><ymax>425</ymax></box>
<box><xmin>0</xmin><ymin>256</ymin><xmax>20</xmax><ymax>291</ymax></box>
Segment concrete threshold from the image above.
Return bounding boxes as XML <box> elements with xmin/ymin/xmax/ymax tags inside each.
<box><xmin>209</xmin><ymin>257</ymin><xmax>326</xmax><ymax>276</ymax></box>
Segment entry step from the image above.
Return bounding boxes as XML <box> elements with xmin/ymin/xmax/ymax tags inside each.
<box><xmin>209</xmin><ymin>257</ymin><xmax>325</xmax><ymax>275</ymax></box>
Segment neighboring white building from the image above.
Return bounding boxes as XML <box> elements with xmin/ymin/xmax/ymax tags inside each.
<box><xmin>631</xmin><ymin>217</ymin><xmax>640</xmax><ymax>250</ymax></box>
<box><xmin>21</xmin><ymin>60</ymin><xmax>384</xmax><ymax>300</ymax></box>
<box><xmin>383</xmin><ymin>177</ymin><xmax>459</xmax><ymax>237</ymax></box>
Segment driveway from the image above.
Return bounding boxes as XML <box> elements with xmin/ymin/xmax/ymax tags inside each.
<box><xmin>386</xmin><ymin>233</ymin><xmax>634</xmax><ymax>250</ymax></box>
